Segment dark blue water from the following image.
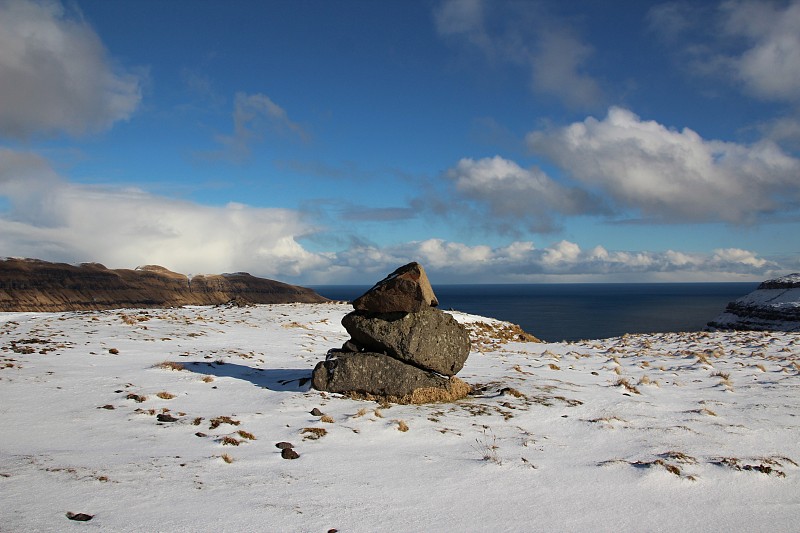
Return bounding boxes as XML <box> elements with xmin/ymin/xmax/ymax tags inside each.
<box><xmin>311</xmin><ymin>283</ymin><xmax>758</xmax><ymax>342</ymax></box>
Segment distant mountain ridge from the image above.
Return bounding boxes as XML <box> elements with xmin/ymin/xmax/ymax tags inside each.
<box><xmin>0</xmin><ymin>258</ymin><xmax>328</xmax><ymax>312</ymax></box>
<box><xmin>707</xmin><ymin>273</ymin><xmax>800</xmax><ymax>332</ymax></box>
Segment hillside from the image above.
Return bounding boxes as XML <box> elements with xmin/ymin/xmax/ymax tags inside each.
<box><xmin>0</xmin><ymin>304</ymin><xmax>797</xmax><ymax>531</ymax></box>
<box><xmin>0</xmin><ymin>258</ymin><xmax>327</xmax><ymax>311</ymax></box>
<box><xmin>708</xmin><ymin>273</ymin><xmax>800</xmax><ymax>332</ymax></box>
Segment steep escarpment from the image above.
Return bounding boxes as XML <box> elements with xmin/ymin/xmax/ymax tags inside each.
<box><xmin>0</xmin><ymin>258</ymin><xmax>328</xmax><ymax>312</ymax></box>
<box><xmin>707</xmin><ymin>274</ymin><xmax>800</xmax><ymax>332</ymax></box>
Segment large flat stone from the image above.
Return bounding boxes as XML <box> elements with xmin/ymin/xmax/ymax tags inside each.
<box><xmin>341</xmin><ymin>306</ymin><xmax>470</xmax><ymax>376</ymax></box>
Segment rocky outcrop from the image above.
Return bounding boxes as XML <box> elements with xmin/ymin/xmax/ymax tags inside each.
<box><xmin>312</xmin><ymin>262</ymin><xmax>471</xmax><ymax>403</ymax></box>
<box><xmin>0</xmin><ymin>258</ymin><xmax>328</xmax><ymax>312</ymax></box>
<box><xmin>707</xmin><ymin>274</ymin><xmax>800</xmax><ymax>332</ymax></box>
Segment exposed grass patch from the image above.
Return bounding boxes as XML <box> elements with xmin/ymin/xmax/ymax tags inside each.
<box><xmin>209</xmin><ymin>416</ymin><xmax>240</xmax><ymax>429</ymax></box>
<box><xmin>301</xmin><ymin>427</ymin><xmax>328</xmax><ymax>440</ymax></box>
<box><xmin>156</xmin><ymin>391</ymin><xmax>176</xmax><ymax>400</ymax></box>
<box><xmin>614</xmin><ymin>378</ymin><xmax>641</xmax><ymax>395</ymax></box>
<box><xmin>320</xmin><ymin>414</ymin><xmax>335</xmax><ymax>424</ymax></box>
<box><xmin>154</xmin><ymin>361</ymin><xmax>184</xmax><ymax>371</ymax></box>
<box><xmin>236</xmin><ymin>430</ymin><xmax>256</xmax><ymax>440</ymax></box>
<box><xmin>221</xmin><ymin>436</ymin><xmax>241</xmax><ymax>446</ymax></box>
<box><xmin>395</xmin><ymin>420</ymin><xmax>409</xmax><ymax>432</ymax></box>
<box><xmin>221</xmin><ymin>453</ymin><xmax>234</xmax><ymax>464</ymax></box>
<box><xmin>201</xmin><ymin>375</ymin><xmax>214</xmax><ymax>383</ymax></box>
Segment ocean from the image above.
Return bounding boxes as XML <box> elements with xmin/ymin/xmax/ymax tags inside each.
<box><xmin>311</xmin><ymin>282</ymin><xmax>759</xmax><ymax>342</ymax></box>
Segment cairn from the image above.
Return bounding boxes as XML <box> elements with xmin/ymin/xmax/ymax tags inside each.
<box><xmin>312</xmin><ymin>262</ymin><xmax>471</xmax><ymax>403</ymax></box>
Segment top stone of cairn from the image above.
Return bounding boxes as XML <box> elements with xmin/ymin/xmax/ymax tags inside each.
<box><xmin>352</xmin><ymin>262</ymin><xmax>439</xmax><ymax>314</ymax></box>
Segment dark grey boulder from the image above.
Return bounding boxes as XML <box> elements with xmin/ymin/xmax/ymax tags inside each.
<box><xmin>341</xmin><ymin>306</ymin><xmax>470</xmax><ymax>376</ymax></box>
<box><xmin>352</xmin><ymin>262</ymin><xmax>438</xmax><ymax>313</ymax></box>
<box><xmin>312</xmin><ymin>352</ymin><xmax>453</xmax><ymax>398</ymax></box>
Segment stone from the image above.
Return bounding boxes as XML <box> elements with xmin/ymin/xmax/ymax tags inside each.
<box><xmin>312</xmin><ymin>351</ymin><xmax>467</xmax><ymax>400</ymax></box>
<box><xmin>341</xmin><ymin>306</ymin><xmax>470</xmax><ymax>376</ymax></box>
<box><xmin>352</xmin><ymin>262</ymin><xmax>438</xmax><ymax>313</ymax></box>
<box><xmin>275</xmin><ymin>442</ymin><xmax>294</xmax><ymax>450</ymax></box>
<box><xmin>281</xmin><ymin>448</ymin><xmax>300</xmax><ymax>460</ymax></box>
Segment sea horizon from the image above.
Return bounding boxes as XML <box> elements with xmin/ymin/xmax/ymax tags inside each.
<box><xmin>311</xmin><ymin>281</ymin><xmax>759</xmax><ymax>342</ymax></box>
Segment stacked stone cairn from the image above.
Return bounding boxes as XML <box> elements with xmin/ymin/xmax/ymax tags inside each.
<box><xmin>312</xmin><ymin>262</ymin><xmax>472</xmax><ymax>403</ymax></box>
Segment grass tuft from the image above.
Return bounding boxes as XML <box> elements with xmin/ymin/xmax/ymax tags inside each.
<box><xmin>221</xmin><ymin>453</ymin><xmax>233</xmax><ymax>464</ymax></box>
<box><xmin>154</xmin><ymin>361</ymin><xmax>184</xmax><ymax>371</ymax></box>
<box><xmin>156</xmin><ymin>391</ymin><xmax>176</xmax><ymax>400</ymax></box>
<box><xmin>236</xmin><ymin>430</ymin><xmax>256</xmax><ymax>440</ymax></box>
<box><xmin>320</xmin><ymin>414</ymin><xmax>335</xmax><ymax>424</ymax></box>
<box><xmin>210</xmin><ymin>415</ymin><xmax>240</xmax><ymax>429</ymax></box>
<box><xmin>301</xmin><ymin>427</ymin><xmax>328</xmax><ymax>440</ymax></box>
<box><xmin>395</xmin><ymin>420</ymin><xmax>409</xmax><ymax>432</ymax></box>
<box><xmin>614</xmin><ymin>378</ymin><xmax>641</xmax><ymax>395</ymax></box>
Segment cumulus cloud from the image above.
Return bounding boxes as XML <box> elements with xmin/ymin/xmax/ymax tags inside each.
<box><xmin>527</xmin><ymin>107</ymin><xmax>800</xmax><ymax>223</ymax></box>
<box><xmin>0</xmin><ymin>0</ymin><xmax>142</xmax><ymax>138</ymax></box>
<box><xmin>443</xmin><ymin>156</ymin><xmax>602</xmax><ymax>233</ymax></box>
<box><xmin>212</xmin><ymin>92</ymin><xmax>309</xmax><ymax>162</ymax></box>
<box><xmin>434</xmin><ymin>0</ymin><xmax>603</xmax><ymax>109</ymax></box>
<box><xmin>0</xmin><ymin>148</ymin><xmax>325</xmax><ymax>277</ymax></box>
<box><xmin>326</xmin><ymin>237</ymin><xmax>782</xmax><ymax>283</ymax></box>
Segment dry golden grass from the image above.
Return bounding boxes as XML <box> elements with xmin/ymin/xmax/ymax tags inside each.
<box><xmin>201</xmin><ymin>375</ymin><xmax>214</xmax><ymax>383</ymax></box>
<box><xmin>353</xmin><ymin>408</ymin><xmax>369</xmax><ymax>418</ymax></box>
<box><xmin>154</xmin><ymin>361</ymin><xmax>185</xmax><ymax>371</ymax></box>
<box><xmin>320</xmin><ymin>414</ymin><xmax>335</xmax><ymax>424</ymax></box>
<box><xmin>614</xmin><ymin>378</ymin><xmax>641</xmax><ymax>395</ymax></box>
<box><xmin>301</xmin><ymin>427</ymin><xmax>328</xmax><ymax>440</ymax></box>
<box><xmin>155</xmin><ymin>391</ymin><xmax>175</xmax><ymax>400</ymax></box>
<box><xmin>221</xmin><ymin>453</ymin><xmax>233</xmax><ymax>464</ymax></box>
<box><xmin>221</xmin><ymin>436</ymin><xmax>241</xmax><ymax>446</ymax></box>
<box><xmin>209</xmin><ymin>415</ymin><xmax>240</xmax><ymax>429</ymax></box>
<box><xmin>548</xmin><ymin>363</ymin><xmax>561</xmax><ymax>370</ymax></box>
<box><xmin>236</xmin><ymin>430</ymin><xmax>256</xmax><ymax>440</ymax></box>
<box><xmin>346</xmin><ymin>377</ymin><xmax>471</xmax><ymax>405</ymax></box>
<box><xmin>395</xmin><ymin>420</ymin><xmax>409</xmax><ymax>432</ymax></box>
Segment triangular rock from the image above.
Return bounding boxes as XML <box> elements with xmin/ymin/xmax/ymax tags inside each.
<box><xmin>352</xmin><ymin>262</ymin><xmax>438</xmax><ymax>313</ymax></box>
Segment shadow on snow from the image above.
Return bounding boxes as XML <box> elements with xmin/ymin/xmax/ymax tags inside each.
<box><xmin>181</xmin><ymin>361</ymin><xmax>313</xmax><ymax>392</ymax></box>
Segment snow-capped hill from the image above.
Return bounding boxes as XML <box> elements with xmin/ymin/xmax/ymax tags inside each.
<box><xmin>708</xmin><ymin>274</ymin><xmax>800</xmax><ymax>332</ymax></box>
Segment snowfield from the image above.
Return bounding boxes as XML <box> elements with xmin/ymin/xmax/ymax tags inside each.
<box><xmin>1</xmin><ymin>303</ymin><xmax>798</xmax><ymax>532</ymax></box>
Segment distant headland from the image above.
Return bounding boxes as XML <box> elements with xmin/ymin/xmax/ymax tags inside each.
<box><xmin>0</xmin><ymin>258</ymin><xmax>328</xmax><ymax>312</ymax></box>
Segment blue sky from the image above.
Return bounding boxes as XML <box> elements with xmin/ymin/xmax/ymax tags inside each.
<box><xmin>1</xmin><ymin>0</ymin><xmax>799</xmax><ymax>284</ymax></box>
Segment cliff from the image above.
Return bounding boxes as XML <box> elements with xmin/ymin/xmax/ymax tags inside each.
<box><xmin>707</xmin><ymin>273</ymin><xmax>800</xmax><ymax>332</ymax></box>
<box><xmin>0</xmin><ymin>258</ymin><xmax>328</xmax><ymax>312</ymax></box>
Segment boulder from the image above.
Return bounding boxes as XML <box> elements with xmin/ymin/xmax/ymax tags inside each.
<box><xmin>352</xmin><ymin>262</ymin><xmax>438</xmax><ymax>313</ymax></box>
<box><xmin>311</xmin><ymin>351</ymin><xmax>468</xmax><ymax>402</ymax></box>
<box><xmin>341</xmin><ymin>306</ymin><xmax>470</xmax><ymax>376</ymax></box>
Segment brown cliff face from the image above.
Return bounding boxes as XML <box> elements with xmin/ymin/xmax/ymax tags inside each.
<box><xmin>0</xmin><ymin>258</ymin><xmax>328</xmax><ymax>312</ymax></box>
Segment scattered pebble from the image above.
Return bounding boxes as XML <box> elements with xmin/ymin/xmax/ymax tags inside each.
<box><xmin>66</xmin><ymin>512</ymin><xmax>93</xmax><ymax>521</ymax></box>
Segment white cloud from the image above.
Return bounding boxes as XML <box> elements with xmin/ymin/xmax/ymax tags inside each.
<box><xmin>213</xmin><ymin>92</ymin><xmax>309</xmax><ymax>162</ymax></box>
<box><xmin>0</xmin><ymin>148</ymin><xmax>325</xmax><ymax>277</ymax></box>
<box><xmin>527</xmin><ymin>107</ymin><xmax>800</xmax><ymax>223</ymax></box>
<box><xmin>648</xmin><ymin>0</ymin><xmax>800</xmax><ymax>104</ymax></box>
<box><xmin>443</xmin><ymin>156</ymin><xmax>601</xmax><ymax>233</ymax></box>
<box><xmin>0</xmin><ymin>0</ymin><xmax>142</xmax><ymax>138</ymax></box>
<box><xmin>720</xmin><ymin>0</ymin><xmax>800</xmax><ymax>102</ymax></box>
<box><xmin>434</xmin><ymin>0</ymin><xmax>602</xmax><ymax>109</ymax></box>
<box><xmin>324</xmin><ymin>237</ymin><xmax>783</xmax><ymax>283</ymax></box>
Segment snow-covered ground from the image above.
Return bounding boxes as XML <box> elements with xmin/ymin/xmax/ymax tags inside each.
<box><xmin>1</xmin><ymin>303</ymin><xmax>798</xmax><ymax>532</ymax></box>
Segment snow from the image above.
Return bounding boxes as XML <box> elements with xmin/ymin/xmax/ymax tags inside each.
<box><xmin>1</xmin><ymin>303</ymin><xmax>798</xmax><ymax>532</ymax></box>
